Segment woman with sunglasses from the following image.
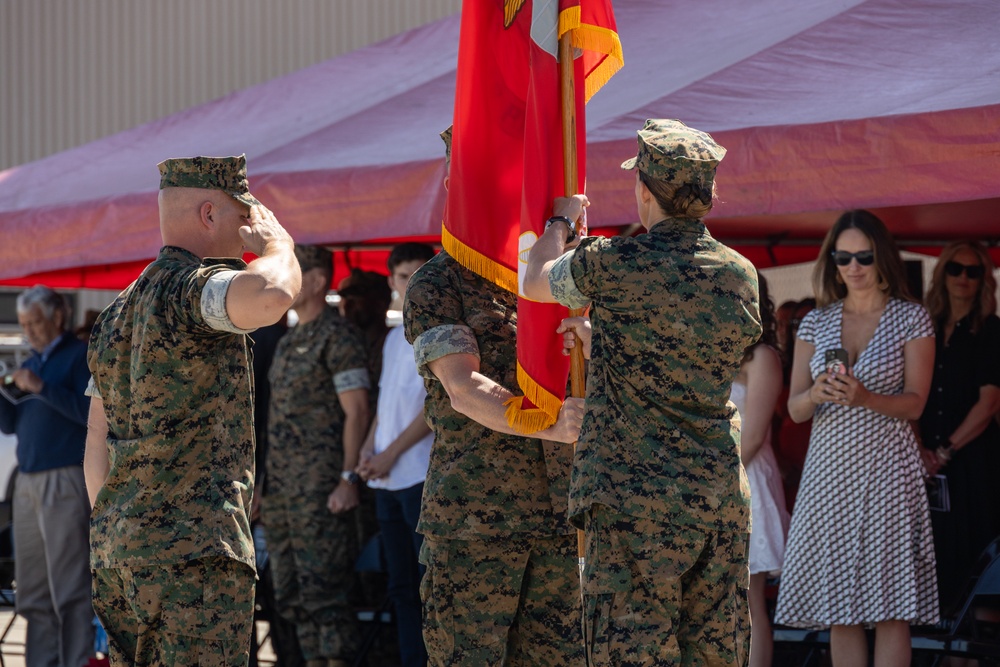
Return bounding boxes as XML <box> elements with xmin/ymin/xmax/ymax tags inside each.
<box><xmin>775</xmin><ymin>210</ymin><xmax>938</xmax><ymax>666</ymax></box>
<box><xmin>918</xmin><ymin>240</ymin><xmax>1000</xmax><ymax>618</ymax></box>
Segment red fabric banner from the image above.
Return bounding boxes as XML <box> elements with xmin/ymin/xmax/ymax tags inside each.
<box><xmin>444</xmin><ymin>0</ymin><xmax>621</xmax><ymax>432</ymax></box>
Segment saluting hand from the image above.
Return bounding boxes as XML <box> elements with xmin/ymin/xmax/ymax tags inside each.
<box><xmin>239</xmin><ymin>205</ymin><xmax>294</xmax><ymax>257</ymax></box>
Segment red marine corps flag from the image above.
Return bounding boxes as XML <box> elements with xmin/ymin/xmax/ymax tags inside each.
<box><xmin>443</xmin><ymin>0</ymin><xmax>622</xmax><ymax>432</ymax></box>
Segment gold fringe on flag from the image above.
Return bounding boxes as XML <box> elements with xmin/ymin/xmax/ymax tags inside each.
<box><xmin>503</xmin><ymin>361</ymin><xmax>565</xmax><ymax>434</ymax></box>
<box><xmin>441</xmin><ymin>223</ymin><xmax>519</xmax><ymax>295</ymax></box>
<box><xmin>558</xmin><ymin>5</ymin><xmax>625</xmax><ymax>103</ymax></box>
<box><xmin>504</xmin><ymin>397</ymin><xmax>557</xmax><ymax>434</ymax></box>
<box><xmin>442</xmin><ymin>223</ymin><xmax>564</xmax><ymax>434</ymax></box>
<box><xmin>441</xmin><ymin>225</ymin><xmax>565</xmax><ymax>435</ymax></box>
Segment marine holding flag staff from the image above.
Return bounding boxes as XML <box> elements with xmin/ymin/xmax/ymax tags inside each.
<box><xmin>402</xmin><ymin>129</ymin><xmax>587</xmax><ymax>667</ymax></box>
<box><xmin>525</xmin><ymin>119</ymin><xmax>762</xmax><ymax>667</ymax></box>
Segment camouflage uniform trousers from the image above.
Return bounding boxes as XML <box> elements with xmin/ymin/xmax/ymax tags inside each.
<box><xmin>582</xmin><ymin>505</ymin><xmax>750</xmax><ymax>667</ymax></box>
<box><xmin>264</xmin><ymin>493</ymin><xmax>359</xmax><ymax>661</ymax></box>
<box><xmin>91</xmin><ymin>556</ymin><xmax>255</xmax><ymax>667</ymax></box>
<box><xmin>419</xmin><ymin>532</ymin><xmax>585</xmax><ymax>667</ymax></box>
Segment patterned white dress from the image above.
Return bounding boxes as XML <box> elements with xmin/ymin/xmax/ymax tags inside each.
<box><xmin>775</xmin><ymin>298</ymin><xmax>939</xmax><ymax>628</ymax></box>
<box><xmin>730</xmin><ymin>381</ymin><xmax>790</xmax><ymax>576</ymax></box>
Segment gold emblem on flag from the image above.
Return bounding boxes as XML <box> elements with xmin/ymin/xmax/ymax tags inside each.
<box><xmin>503</xmin><ymin>0</ymin><xmax>526</xmax><ymax>28</ymax></box>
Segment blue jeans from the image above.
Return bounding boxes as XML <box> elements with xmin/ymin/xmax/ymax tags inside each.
<box><xmin>376</xmin><ymin>483</ymin><xmax>427</xmax><ymax>667</ymax></box>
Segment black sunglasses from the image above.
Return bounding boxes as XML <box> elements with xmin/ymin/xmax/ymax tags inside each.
<box><xmin>944</xmin><ymin>261</ymin><xmax>985</xmax><ymax>280</ymax></box>
<box><xmin>831</xmin><ymin>250</ymin><xmax>875</xmax><ymax>267</ymax></box>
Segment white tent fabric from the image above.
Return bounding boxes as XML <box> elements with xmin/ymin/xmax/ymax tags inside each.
<box><xmin>1</xmin><ymin>0</ymin><xmax>998</xmax><ymax>282</ymax></box>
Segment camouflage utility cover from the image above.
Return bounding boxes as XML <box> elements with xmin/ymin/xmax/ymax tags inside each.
<box><xmin>403</xmin><ymin>251</ymin><xmax>572</xmax><ymax>539</ymax></box>
<box><xmin>621</xmin><ymin>118</ymin><xmax>726</xmax><ymax>189</ymax></box>
<box><xmin>266</xmin><ymin>306</ymin><xmax>370</xmax><ymax>495</ymax></box>
<box><xmin>87</xmin><ymin>246</ymin><xmax>256</xmax><ymax>569</ymax></box>
<box><xmin>549</xmin><ymin>218</ymin><xmax>761</xmax><ymax>533</ymax></box>
<box><xmin>157</xmin><ymin>154</ymin><xmax>261</xmax><ymax>207</ymax></box>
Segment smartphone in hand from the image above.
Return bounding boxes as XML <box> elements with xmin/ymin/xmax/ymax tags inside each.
<box><xmin>824</xmin><ymin>348</ymin><xmax>849</xmax><ymax>376</ymax></box>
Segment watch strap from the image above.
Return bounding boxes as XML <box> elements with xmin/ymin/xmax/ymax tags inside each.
<box><xmin>545</xmin><ymin>216</ymin><xmax>577</xmax><ymax>243</ymax></box>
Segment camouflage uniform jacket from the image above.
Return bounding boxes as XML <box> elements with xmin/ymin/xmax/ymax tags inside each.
<box><xmin>549</xmin><ymin>218</ymin><xmax>761</xmax><ymax>533</ymax></box>
<box><xmin>87</xmin><ymin>246</ymin><xmax>257</xmax><ymax>569</ymax></box>
<box><xmin>403</xmin><ymin>250</ymin><xmax>572</xmax><ymax>539</ymax></box>
<box><xmin>266</xmin><ymin>306</ymin><xmax>369</xmax><ymax>497</ymax></box>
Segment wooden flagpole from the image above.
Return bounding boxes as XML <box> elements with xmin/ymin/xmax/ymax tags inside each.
<box><xmin>558</xmin><ymin>30</ymin><xmax>588</xmax><ymax>570</ymax></box>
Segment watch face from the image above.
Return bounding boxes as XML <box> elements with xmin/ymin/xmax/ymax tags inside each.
<box><xmin>342</xmin><ymin>471</ymin><xmax>360</xmax><ymax>485</ymax></box>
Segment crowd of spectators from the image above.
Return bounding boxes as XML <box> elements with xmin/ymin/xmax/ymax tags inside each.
<box><xmin>748</xmin><ymin>217</ymin><xmax>1000</xmax><ymax>666</ymax></box>
<box><xmin>2</xmin><ymin>209</ymin><xmax>998</xmax><ymax>667</ymax></box>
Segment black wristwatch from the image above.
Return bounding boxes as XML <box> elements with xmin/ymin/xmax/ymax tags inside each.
<box><xmin>545</xmin><ymin>216</ymin><xmax>577</xmax><ymax>243</ymax></box>
<box><xmin>340</xmin><ymin>470</ymin><xmax>360</xmax><ymax>485</ymax></box>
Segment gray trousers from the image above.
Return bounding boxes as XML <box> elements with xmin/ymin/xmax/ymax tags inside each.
<box><xmin>14</xmin><ymin>466</ymin><xmax>95</xmax><ymax>667</ymax></box>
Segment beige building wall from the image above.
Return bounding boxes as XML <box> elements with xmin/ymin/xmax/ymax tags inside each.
<box><xmin>0</xmin><ymin>0</ymin><xmax>462</xmax><ymax>171</ymax></box>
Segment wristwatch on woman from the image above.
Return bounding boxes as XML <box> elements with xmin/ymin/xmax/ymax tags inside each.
<box><xmin>935</xmin><ymin>440</ymin><xmax>955</xmax><ymax>464</ymax></box>
<box><xmin>340</xmin><ymin>470</ymin><xmax>360</xmax><ymax>485</ymax></box>
<box><xmin>545</xmin><ymin>216</ymin><xmax>577</xmax><ymax>243</ymax></box>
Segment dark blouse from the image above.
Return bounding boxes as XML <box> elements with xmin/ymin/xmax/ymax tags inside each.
<box><xmin>920</xmin><ymin>313</ymin><xmax>1000</xmax><ymax>450</ymax></box>
<box><xmin>918</xmin><ymin>311</ymin><xmax>1000</xmax><ymax>614</ymax></box>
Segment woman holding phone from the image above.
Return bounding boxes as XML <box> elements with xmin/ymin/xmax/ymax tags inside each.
<box><xmin>775</xmin><ymin>210</ymin><xmax>938</xmax><ymax>666</ymax></box>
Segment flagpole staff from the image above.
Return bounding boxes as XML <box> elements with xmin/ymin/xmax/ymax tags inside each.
<box><xmin>558</xmin><ymin>30</ymin><xmax>588</xmax><ymax>574</ymax></box>
<box><xmin>558</xmin><ymin>34</ymin><xmax>587</xmax><ymax>400</ymax></box>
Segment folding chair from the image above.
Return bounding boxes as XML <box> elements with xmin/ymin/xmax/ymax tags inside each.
<box><xmin>0</xmin><ymin>501</ymin><xmax>22</xmax><ymax>667</ymax></box>
<box><xmin>774</xmin><ymin>537</ymin><xmax>1000</xmax><ymax>666</ymax></box>
<box><xmin>352</xmin><ymin>533</ymin><xmax>394</xmax><ymax>667</ymax></box>
<box><xmin>250</xmin><ymin>524</ymin><xmax>304</xmax><ymax>667</ymax></box>
<box><xmin>912</xmin><ymin>536</ymin><xmax>1000</xmax><ymax>664</ymax></box>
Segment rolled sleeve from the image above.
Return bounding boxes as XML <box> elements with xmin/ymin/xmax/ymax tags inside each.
<box><xmin>548</xmin><ymin>251</ymin><xmax>591</xmax><ymax>310</ymax></box>
<box><xmin>201</xmin><ymin>270</ymin><xmax>256</xmax><ymax>334</ymax></box>
<box><xmin>85</xmin><ymin>376</ymin><xmax>101</xmax><ymax>400</ymax></box>
<box><xmin>412</xmin><ymin>324</ymin><xmax>479</xmax><ymax>380</ymax></box>
<box><xmin>334</xmin><ymin>367</ymin><xmax>370</xmax><ymax>393</ymax></box>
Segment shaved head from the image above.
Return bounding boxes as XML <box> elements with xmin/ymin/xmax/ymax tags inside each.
<box><xmin>159</xmin><ymin>187</ymin><xmax>250</xmax><ymax>258</ymax></box>
<box><xmin>159</xmin><ymin>186</ymin><xmax>224</xmax><ymax>217</ymax></box>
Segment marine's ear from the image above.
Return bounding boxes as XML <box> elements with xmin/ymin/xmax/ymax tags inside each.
<box><xmin>198</xmin><ymin>200</ymin><xmax>216</xmax><ymax>230</ymax></box>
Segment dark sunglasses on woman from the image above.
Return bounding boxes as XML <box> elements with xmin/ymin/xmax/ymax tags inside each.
<box><xmin>944</xmin><ymin>261</ymin><xmax>985</xmax><ymax>280</ymax></box>
<box><xmin>831</xmin><ymin>250</ymin><xmax>875</xmax><ymax>266</ymax></box>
